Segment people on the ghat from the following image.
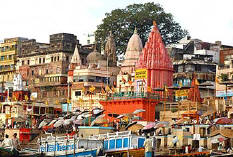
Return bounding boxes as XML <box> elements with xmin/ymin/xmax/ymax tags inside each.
<box><xmin>12</xmin><ymin>133</ymin><xmax>21</xmax><ymax>151</ymax></box>
<box><xmin>144</xmin><ymin>136</ymin><xmax>152</xmax><ymax>157</ymax></box>
<box><xmin>0</xmin><ymin>134</ymin><xmax>13</xmax><ymax>150</ymax></box>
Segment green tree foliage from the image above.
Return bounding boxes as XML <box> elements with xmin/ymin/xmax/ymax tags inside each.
<box><xmin>218</xmin><ymin>73</ymin><xmax>229</xmax><ymax>82</ymax></box>
<box><xmin>95</xmin><ymin>2</ymin><xmax>188</xmax><ymax>57</ymax></box>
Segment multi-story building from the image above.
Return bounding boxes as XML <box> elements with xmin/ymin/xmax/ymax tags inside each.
<box><xmin>220</xmin><ymin>48</ymin><xmax>233</xmax><ymax>65</ymax></box>
<box><xmin>17</xmin><ymin>33</ymin><xmax>92</xmax><ymax>107</ymax></box>
<box><xmin>69</xmin><ymin>32</ymin><xmax>120</xmax><ymax>110</ymax></box>
<box><xmin>0</xmin><ymin>37</ymin><xmax>27</xmax><ymax>83</ymax></box>
<box><xmin>216</xmin><ymin>55</ymin><xmax>233</xmax><ymax>112</ymax></box>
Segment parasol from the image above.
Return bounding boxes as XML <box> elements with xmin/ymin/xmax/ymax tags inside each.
<box><xmin>47</xmin><ymin>119</ymin><xmax>57</xmax><ymax>126</ymax></box>
<box><xmin>54</xmin><ymin>120</ymin><xmax>64</xmax><ymax>127</ymax></box>
<box><xmin>71</xmin><ymin>116</ymin><xmax>77</xmax><ymax>120</ymax></box>
<box><xmin>143</xmin><ymin>122</ymin><xmax>156</xmax><ymax>130</ymax></box>
<box><xmin>39</xmin><ymin>120</ymin><xmax>48</xmax><ymax>128</ymax></box>
<box><xmin>73</xmin><ymin>119</ymin><xmax>82</xmax><ymax>125</ymax></box>
<box><xmin>155</xmin><ymin>121</ymin><xmax>170</xmax><ymax>128</ymax></box>
<box><xmin>125</xmin><ymin>121</ymin><xmax>137</xmax><ymax>129</ymax></box>
<box><xmin>91</xmin><ymin>114</ymin><xmax>106</xmax><ymax>126</ymax></box>
<box><xmin>133</xmin><ymin>109</ymin><xmax>145</xmax><ymax>114</ymax></box>
<box><xmin>214</xmin><ymin>117</ymin><xmax>233</xmax><ymax>124</ymax></box>
<box><xmin>92</xmin><ymin>108</ymin><xmax>104</xmax><ymax>115</ymax></box>
<box><xmin>64</xmin><ymin>119</ymin><xmax>73</xmax><ymax>125</ymax></box>
<box><xmin>127</xmin><ymin>124</ymin><xmax>144</xmax><ymax>133</ymax></box>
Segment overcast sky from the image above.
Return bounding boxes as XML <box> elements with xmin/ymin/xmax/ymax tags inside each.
<box><xmin>0</xmin><ymin>0</ymin><xmax>232</xmax><ymax>46</ymax></box>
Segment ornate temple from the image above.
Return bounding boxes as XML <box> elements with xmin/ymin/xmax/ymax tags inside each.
<box><xmin>136</xmin><ymin>21</ymin><xmax>173</xmax><ymax>93</ymax></box>
<box><xmin>69</xmin><ymin>32</ymin><xmax>119</xmax><ymax>110</ymax></box>
<box><xmin>121</xmin><ymin>28</ymin><xmax>143</xmax><ymax>74</ymax></box>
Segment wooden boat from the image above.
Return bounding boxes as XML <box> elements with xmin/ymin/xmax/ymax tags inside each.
<box><xmin>90</xmin><ymin>131</ymin><xmax>147</xmax><ymax>157</ymax></box>
<box><xmin>37</xmin><ymin>134</ymin><xmax>102</xmax><ymax>157</ymax></box>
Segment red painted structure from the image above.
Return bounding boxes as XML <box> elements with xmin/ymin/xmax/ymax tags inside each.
<box><xmin>101</xmin><ymin>98</ymin><xmax>159</xmax><ymax>122</ymax></box>
<box><xmin>136</xmin><ymin>21</ymin><xmax>173</xmax><ymax>91</ymax></box>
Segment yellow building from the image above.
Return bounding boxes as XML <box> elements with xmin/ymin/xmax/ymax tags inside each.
<box><xmin>0</xmin><ymin>37</ymin><xmax>27</xmax><ymax>83</ymax></box>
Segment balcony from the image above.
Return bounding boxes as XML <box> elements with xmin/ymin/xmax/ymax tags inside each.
<box><xmin>0</xmin><ymin>67</ymin><xmax>15</xmax><ymax>72</ymax></box>
<box><xmin>224</xmin><ymin>100</ymin><xmax>233</xmax><ymax>108</ymax></box>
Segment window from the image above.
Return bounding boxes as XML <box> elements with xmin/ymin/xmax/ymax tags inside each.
<box><xmin>75</xmin><ymin>91</ymin><xmax>81</xmax><ymax>96</ymax></box>
<box><xmin>39</xmin><ymin>58</ymin><xmax>41</xmax><ymax>64</ymax></box>
<box><xmin>22</xmin><ymin>60</ymin><xmax>24</xmax><ymax>65</ymax></box>
<box><xmin>43</xmin><ymin>58</ymin><xmax>45</xmax><ymax>63</ymax></box>
<box><xmin>57</xmin><ymin>56</ymin><xmax>59</xmax><ymax>61</ymax></box>
<box><xmin>27</xmin><ymin>60</ymin><xmax>30</xmax><ymax>65</ymax></box>
<box><xmin>51</xmin><ymin>57</ymin><xmax>53</xmax><ymax>62</ymax></box>
<box><xmin>46</xmin><ymin>69</ymin><xmax>48</xmax><ymax>74</ymax></box>
<box><xmin>66</xmin><ymin>56</ymin><xmax>69</xmax><ymax>61</ymax></box>
<box><xmin>31</xmin><ymin>70</ymin><xmax>34</xmax><ymax>76</ymax></box>
<box><xmin>54</xmin><ymin>57</ymin><xmax>56</xmax><ymax>62</ymax></box>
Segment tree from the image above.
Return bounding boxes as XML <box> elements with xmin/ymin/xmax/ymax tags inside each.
<box><xmin>218</xmin><ymin>73</ymin><xmax>229</xmax><ymax>82</ymax></box>
<box><xmin>95</xmin><ymin>2</ymin><xmax>188</xmax><ymax>58</ymax></box>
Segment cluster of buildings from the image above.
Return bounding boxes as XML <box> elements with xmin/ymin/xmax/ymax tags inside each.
<box><xmin>0</xmin><ymin>21</ymin><xmax>233</xmax><ymax>127</ymax></box>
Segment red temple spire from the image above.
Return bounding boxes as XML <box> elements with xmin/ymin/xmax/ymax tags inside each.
<box><xmin>136</xmin><ymin>21</ymin><xmax>173</xmax><ymax>91</ymax></box>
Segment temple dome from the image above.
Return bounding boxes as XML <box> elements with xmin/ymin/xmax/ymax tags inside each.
<box><xmin>126</xmin><ymin>28</ymin><xmax>143</xmax><ymax>52</ymax></box>
<box><xmin>87</xmin><ymin>49</ymin><xmax>103</xmax><ymax>64</ymax></box>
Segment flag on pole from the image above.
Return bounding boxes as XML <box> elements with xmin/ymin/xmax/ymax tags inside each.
<box><xmin>82</xmin><ymin>87</ymin><xmax>85</xmax><ymax>92</ymax></box>
<box><xmin>25</xmin><ymin>95</ymin><xmax>29</xmax><ymax>101</ymax></box>
<box><xmin>195</xmin><ymin>79</ymin><xmax>199</xmax><ymax>86</ymax></box>
<box><xmin>89</xmin><ymin>85</ymin><xmax>95</xmax><ymax>92</ymax></box>
<box><xmin>105</xmin><ymin>85</ymin><xmax>111</xmax><ymax>92</ymax></box>
<box><xmin>147</xmin><ymin>86</ymin><xmax>152</xmax><ymax>93</ymax></box>
<box><xmin>101</xmin><ymin>87</ymin><xmax>105</xmax><ymax>94</ymax></box>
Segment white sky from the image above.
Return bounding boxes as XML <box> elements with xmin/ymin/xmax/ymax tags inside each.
<box><xmin>0</xmin><ymin>0</ymin><xmax>232</xmax><ymax>46</ymax></box>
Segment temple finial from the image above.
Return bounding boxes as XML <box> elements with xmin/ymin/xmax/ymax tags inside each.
<box><xmin>134</xmin><ymin>27</ymin><xmax>137</xmax><ymax>34</ymax></box>
<box><xmin>153</xmin><ymin>21</ymin><xmax>157</xmax><ymax>26</ymax></box>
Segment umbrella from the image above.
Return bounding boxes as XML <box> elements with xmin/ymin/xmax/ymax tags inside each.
<box><xmin>48</xmin><ymin>119</ymin><xmax>57</xmax><ymax>126</ymax></box>
<box><xmin>92</xmin><ymin>108</ymin><xmax>104</xmax><ymax>115</ymax></box>
<box><xmin>73</xmin><ymin>119</ymin><xmax>82</xmax><ymax>125</ymax></box>
<box><xmin>214</xmin><ymin>117</ymin><xmax>233</xmax><ymax>124</ymax></box>
<box><xmin>82</xmin><ymin>113</ymin><xmax>92</xmax><ymax>118</ymax></box>
<box><xmin>117</xmin><ymin>113</ymin><xmax>134</xmax><ymax>119</ymax></box>
<box><xmin>143</xmin><ymin>122</ymin><xmax>156</xmax><ymax>130</ymax></box>
<box><xmin>133</xmin><ymin>109</ymin><xmax>145</xmax><ymax>114</ymax></box>
<box><xmin>77</xmin><ymin>115</ymin><xmax>84</xmax><ymax>120</ymax></box>
<box><xmin>91</xmin><ymin>114</ymin><xmax>106</xmax><ymax>126</ymax></box>
<box><xmin>64</xmin><ymin>119</ymin><xmax>73</xmax><ymax>125</ymax></box>
<box><xmin>132</xmin><ymin>116</ymin><xmax>142</xmax><ymax>120</ymax></box>
<box><xmin>54</xmin><ymin>120</ymin><xmax>64</xmax><ymax>127</ymax></box>
<box><xmin>39</xmin><ymin>120</ymin><xmax>48</xmax><ymax>128</ymax></box>
<box><xmin>127</xmin><ymin>124</ymin><xmax>144</xmax><ymax>133</ymax></box>
<box><xmin>155</xmin><ymin>121</ymin><xmax>170</xmax><ymax>128</ymax></box>
<box><xmin>117</xmin><ymin>115</ymin><xmax>124</xmax><ymax>119</ymax></box>
<box><xmin>125</xmin><ymin>121</ymin><xmax>137</xmax><ymax>129</ymax></box>
<box><xmin>71</xmin><ymin>116</ymin><xmax>76</xmax><ymax>120</ymax></box>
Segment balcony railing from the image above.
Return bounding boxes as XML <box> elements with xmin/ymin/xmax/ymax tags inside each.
<box><xmin>105</xmin><ymin>92</ymin><xmax>172</xmax><ymax>101</ymax></box>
